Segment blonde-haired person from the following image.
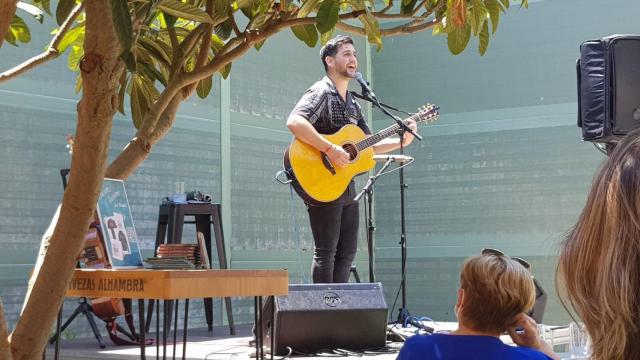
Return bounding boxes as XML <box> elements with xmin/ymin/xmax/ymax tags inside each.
<box><xmin>558</xmin><ymin>129</ymin><xmax>640</xmax><ymax>360</ymax></box>
<box><xmin>397</xmin><ymin>252</ymin><xmax>559</xmax><ymax>360</ymax></box>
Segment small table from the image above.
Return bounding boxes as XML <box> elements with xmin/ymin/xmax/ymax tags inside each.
<box><xmin>60</xmin><ymin>268</ymin><xmax>288</xmax><ymax>360</ymax></box>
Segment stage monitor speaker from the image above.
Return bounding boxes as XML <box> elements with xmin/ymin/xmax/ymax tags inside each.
<box><xmin>262</xmin><ymin>283</ymin><xmax>388</xmax><ymax>355</ymax></box>
<box><xmin>577</xmin><ymin>35</ymin><xmax>640</xmax><ymax>142</ymax></box>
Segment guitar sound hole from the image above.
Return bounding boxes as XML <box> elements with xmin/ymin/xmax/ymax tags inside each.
<box><xmin>341</xmin><ymin>144</ymin><xmax>358</xmax><ymax>161</ymax></box>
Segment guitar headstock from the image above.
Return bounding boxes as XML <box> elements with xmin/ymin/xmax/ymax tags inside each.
<box><xmin>416</xmin><ymin>103</ymin><xmax>440</xmax><ymax>124</ymax></box>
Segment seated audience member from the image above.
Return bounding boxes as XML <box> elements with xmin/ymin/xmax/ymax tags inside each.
<box><xmin>558</xmin><ymin>129</ymin><xmax>640</xmax><ymax>360</ymax></box>
<box><xmin>396</xmin><ymin>252</ymin><xmax>559</xmax><ymax>360</ymax></box>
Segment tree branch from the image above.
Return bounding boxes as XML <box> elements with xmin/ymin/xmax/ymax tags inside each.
<box><xmin>0</xmin><ymin>298</ymin><xmax>10</xmax><ymax>360</ymax></box>
<box><xmin>0</xmin><ymin>3</ymin><xmax>84</xmax><ymax>83</ymax></box>
<box><xmin>168</xmin><ymin>25</ymin><xmax>182</xmax><ymax>76</ymax></box>
<box><xmin>336</xmin><ymin>17</ymin><xmax>440</xmax><ymax>37</ymax></box>
<box><xmin>184</xmin><ymin>1</ymin><xmax>214</xmax><ymax>96</ymax></box>
<box><xmin>374</xmin><ymin>0</ymin><xmax>429</xmax><ymax>19</ymax></box>
<box><xmin>229</xmin><ymin>9</ymin><xmax>242</xmax><ymax>37</ymax></box>
<box><xmin>0</xmin><ymin>0</ymin><xmax>18</xmax><ymax>48</ymax></box>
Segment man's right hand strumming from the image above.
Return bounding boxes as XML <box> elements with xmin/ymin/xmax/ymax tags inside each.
<box><xmin>326</xmin><ymin>144</ymin><xmax>350</xmax><ymax>167</ymax></box>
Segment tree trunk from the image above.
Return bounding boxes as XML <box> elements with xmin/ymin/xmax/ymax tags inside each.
<box><xmin>0</xmin><ymin>0</ymin><xmax>18</xmax><ymax>48</ymax></box>
<box><xmin>9</xmin><ymin>1</ymin><xmax>122</xmax><ymax>358</ymax></box>
<box><xmin>0</xmin><ymin>298</ymin><xmax>11</xmax><ymax>360</ymax></box>
<box><xmin>105</xmin><ymin>94</ymin><xmax>184</xmax><ymax>180</ymax></box>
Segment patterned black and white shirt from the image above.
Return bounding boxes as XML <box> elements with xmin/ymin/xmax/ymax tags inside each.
<box><xmin>290</xmin><ymin>76</ymin><xmax>372</xmax><ymax>136</ymax></box>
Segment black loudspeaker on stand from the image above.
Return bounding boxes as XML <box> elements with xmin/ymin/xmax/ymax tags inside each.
<box><xmin>261</xmin><ymin>283</ymin><xmax>388</xmax><ymax>355</ymax></box>
<box><xmin>578</xmin><ymin>35</ymin><xmax>640</xmax><ymax>142</ymax></box>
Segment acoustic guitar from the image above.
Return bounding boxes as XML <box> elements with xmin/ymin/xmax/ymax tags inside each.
<box><xmin>283</xmin><ymin>104</ymin><xmax>439</xmax><ymax>204</ymax></box>
<box><xmin>78</xmin><ymin>220</ymin><xmax>126</xmax><ymax>319</ymax></box>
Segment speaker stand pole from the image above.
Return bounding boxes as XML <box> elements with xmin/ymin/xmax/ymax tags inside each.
<box><xmin>365</xmin><ymin>184</ymin><xmax>375</xmax><ymax>283</ymax></box>
<box><xmin>396</xmin><ymin>139</ymin><xmax>411</xmax><ymax>325</ymax></box>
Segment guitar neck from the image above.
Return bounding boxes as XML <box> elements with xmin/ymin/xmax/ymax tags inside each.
<box><xmin>355</xmin><ymin>113</ymin><xmax>421</xmax><ymax>151</ymax></box>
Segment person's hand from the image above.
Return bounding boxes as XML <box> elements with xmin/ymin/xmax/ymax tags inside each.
<box><xmin>507</xmin><ymin>313</ymin><xmax>541</xmax><ymax>349</ymax></box>
<box><xmin>507</xmin><ymin>313</ymin><xmax>560</xmax><ymax>360</ymax></box>
<box><xmin>326</xmin><ymin>144</ymin><xmax>350</xmax><ymax>167</ymax></box>
<box><xmin>401</xmin><ymin>120</ymin><xmax>418</xmax><ymax>146</ymax></box>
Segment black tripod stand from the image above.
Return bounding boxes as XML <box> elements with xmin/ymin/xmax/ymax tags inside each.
<box><xmin>49</xmin><ymin>298</ymin><xmax>106</xmax><ymax>349</ymax></box>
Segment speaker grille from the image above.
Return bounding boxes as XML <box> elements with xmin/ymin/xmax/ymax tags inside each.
<box><xmin>264</xmin><ymin>283</ymin><xmax>388</xmax><ymax>355</ymax></box>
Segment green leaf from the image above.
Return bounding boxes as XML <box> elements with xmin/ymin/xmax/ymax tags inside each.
<box><xmin>4</xmin><ymin>15</ymin><xmax>30</xmax><ymax>46</ymax></box>
<box><xmin>431</xmin><ymin>22</ymin><xmax>445</xmax><ymax>36</ymax></box>
<box><xmin>291</xmin><ymin>24</ymin><xmax>318</xmax><ymax>48</ymax></box>
<box><xmin>214</xmin><ymin>20</ymin><xmax>233</xmax><ymax>40</ymax></box>
<box><xmin>111</xmin><ymin>0</ymin><xmax>133</xmax><ymax>52</ymax></box>
<box><xmin>121</xmin><ymin>49</ymin><xmax>138</xmax><ymax>72</ymax></box>
<box><xmin>248</xmin><ymin>12</ymin><xmax>271</xmax><ymax>29</ymax></box>
<box><xmin>234</xmin><ymin>0</ymin><xmax>255</xmax><ymax>9</ymax></box>
<box><xmin>447</xmin><ymin>0</ymin><xmax>466</xmax><ymax>28</ymax></box>
<box><xmin>297</xmin><ymin>0</ymin><xmax>322</xmax><ymax>18</ymax></box>
<box><xmin>358</xmin><ymin>13</ymin><xmax>382</xmax><ymax>50</ymax></box>
<box><xmin>138</xmin><ymin>62</ymin><xmax>168</xmax><ymax>87</ymax></box>
<box><xmin>162</xmin><ymin>12</ymin><xmax>177</xmax><ymax>28</ymax></box>
<box><xmin>254</xmin><ymin>39</ymin><xmax>266</xmax><ymax>50</ymax></box>
<box><xmin>196</xmin><ymin>75</ymin><xmax>213</xmax><ymax>98</ymax></box>
<box><xmin>499</xmin><ymin>0</ymin><xmax>509</xmax><ymax>8</ymax></box>
<box><xmin>17</xmin><ymin>2</ymin><xmax>44</xmax><ymax>23</ymax></box>
<box><xmin>400</xmin><ymin>0</ymin><xmax>418</xmax><ymax>14</ymax></box>
<box><xmin>470</xmin><ymin>0</ymin><xmax>487</xmax><ymax>36</ymax></box>
<box><xmin>478</xmin><ymin>20</ymin><xmax>489</xmax><ymax>55</ymax></box>
<box><xmin>257</xmin><ymin>0</ymin><xmax>275</xmax><ymax>13</ymax></box>
<box><xmin>315</xmin><ymin>0</ymin><xmax>339</xmax><ymax>34</ymax></box>
<box><xmin>138</xmin><ymin>36</ymin><xmax>172</xmax><ymax>67</ymax></box>
<box><xmin>56</xmin><ymin>0</ymin><xmax>76</xmax><ymax>26</ymax></box>
<box><xmin>210</xmin><ymin>34</ymin><xmax>226</xmax><ymax>53</ymax></box>
<box><xmin>130</xmin><ymin>75</ymin><xmax>150</xmax><ymax>129</ymax></box>
<box><xmin>67</xmin><ymin>45</ymin><xmax>83</xmax><ymax>71</ymax></box>
<box><xmin>74</xmin><ymin>73</ymin><xmax>82</xmax><ymax>93</ymax></box>
<box><xmin>139</xmin><ymin>75</ymin><xmax>161</xmax><ymax>101</ymax></box>
<box><xmin>158</xmin><ymin>0</ymin><xmax>215</xmax><ymax>23</ymax></box>
<box><xmin>55</xmin><ymin>25</ymin><xmax>84</xmax><ymax>53</ymax></box>
<box><xmin>220</xmin><ymin>62</ymin><xmax>232</xmax><ymax>79</ymax></box>
<box><xmin>39</xmin><ymin>0</ymin><xmax>52</xmax><ymax>16</ymax></box>
<box><xmin>320</xmin><ymin>29</ymin><xmax>334</xmax><ymax>45</ymax></box>
<box><xmin>521</xmin><ymin>0</ymin><xmax>528</xmax><ymax>8</ymax></box>
<box><xmin>485</xmin><ymin>0</ymin><xmax>501</xmax><ymax>33</ymax></box>
<box><xmin>118</xmin><ymin>73</ymin><xmax>127</xmax><ymax>115</ymax></box>
<box><xmin>447</xmin><ymin>23</ymin><xmax>470</xmax><ymax>55</ymax></box>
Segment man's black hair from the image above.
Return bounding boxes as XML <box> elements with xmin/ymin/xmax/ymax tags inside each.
<box><xmin>319</xmin><ymin>35</ymin><xmax>354</xmax><ymax>72</ymax></box>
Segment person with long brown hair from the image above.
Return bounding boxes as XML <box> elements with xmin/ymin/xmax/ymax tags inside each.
<box><xmin>557</xmin><ymin>129</ymin><xmax>640</xmax><ymax>360</ymax></box>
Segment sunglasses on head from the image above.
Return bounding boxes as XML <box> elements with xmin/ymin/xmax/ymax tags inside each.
<box><xmin>481</xmin><ymin>248</ymin><xmax>531</xmax><ymax>272</ymax></box>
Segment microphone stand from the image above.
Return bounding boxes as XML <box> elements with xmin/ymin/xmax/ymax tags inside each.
<box><xmin>352</xmin><ymin>89</ymin><xmax>421</xmax><ymax>326</ymax></box>
<box><xmin>354</xmin><ymin>158</ymin><xmax>394</xmax><ymax>282</ymax></box>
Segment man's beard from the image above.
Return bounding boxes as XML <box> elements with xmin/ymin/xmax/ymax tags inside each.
<box><xmin>336</xmin><ymin>67</ymin><xmax>355</xmax><ymax>79</ymax></box>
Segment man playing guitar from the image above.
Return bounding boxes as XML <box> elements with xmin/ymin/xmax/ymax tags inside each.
<box><xmin>286</xmin><ymin>35</ymin><xmax>418</xmax><ymax>283</ymax></box>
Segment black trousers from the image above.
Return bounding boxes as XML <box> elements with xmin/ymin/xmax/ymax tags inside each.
<box><xmin>307</xmin><ymin>183</ymin><xmax>359</xmax><ymax>283</ymax></box>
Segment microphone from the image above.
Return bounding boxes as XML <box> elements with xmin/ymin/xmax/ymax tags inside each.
<box><xmin>354</xmin><ymin>72</ymin><xmax>377</xmax><ymax>100</ymax></box>
<box><xmin>373</xmin><ymin>154</ymin><xmax>414</xmax><ymax>163</ymax></box>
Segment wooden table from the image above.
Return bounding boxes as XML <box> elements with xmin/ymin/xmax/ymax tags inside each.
<box><xmin>59</xmin><ymin>269</ymin><xmax>289</xmax><ymax>360</ymax></box>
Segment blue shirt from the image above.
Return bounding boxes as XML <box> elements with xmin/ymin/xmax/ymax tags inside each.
<box><xmin>396</xmin><ymin>334</ymin><xmax>553</xmax><ymax>360</ymax></box>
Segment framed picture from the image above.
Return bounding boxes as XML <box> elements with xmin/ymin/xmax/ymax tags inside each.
<box><xmin>96</xmin><ymin>178</ymin><xmax>143</xmax><ymax>268</ymax></box>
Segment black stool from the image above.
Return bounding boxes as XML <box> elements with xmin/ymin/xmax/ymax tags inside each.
<box><xmin>145</xmin><ymin>203</ymin><xmax>236</xmax><ymax>335</ymax></box>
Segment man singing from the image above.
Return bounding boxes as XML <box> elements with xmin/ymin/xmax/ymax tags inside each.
<box><xmin>286</xmin><ymin>35</ymin><xmax>419</xmax><ymax>283</ymax></box>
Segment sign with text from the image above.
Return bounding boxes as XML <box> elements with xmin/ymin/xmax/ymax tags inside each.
<box><xmin>96</xmin><ymin>179</ymin><xmax>143</xmax><ymax>268</ymax></box>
